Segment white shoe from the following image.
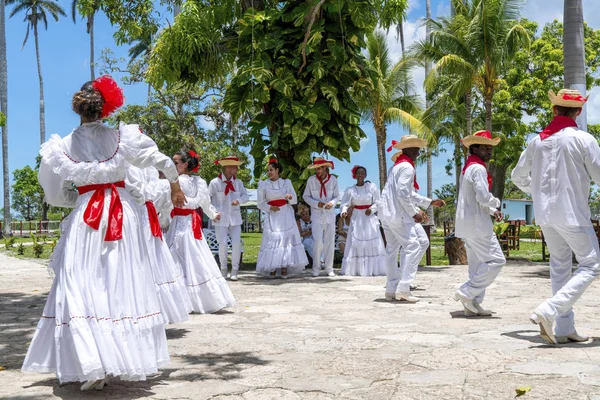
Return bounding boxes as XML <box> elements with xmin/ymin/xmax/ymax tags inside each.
<box><xmin>556</xmin><ymin>331</ymin><xmax>589</xmax><ymax>344</ymax></box>
<box><xmin>327</xmin><ymin>271</ymin><xmax>336</xmax><ymax>277</ymax></box>
<box><xmin>453</xmin><ymin>291</ymin><xmax>478</xmax><ymax>313</ymax></box>
<box><xmin>385</xmin><ymin>292</ymin><xmax>397</xmax><ymax>301</ymax></box>
<box><xmin>221</xmin><ymin>269</ymin><xmax>228</xmax><ymax>278</ymax></box>
<box><xmin>95</xmin><ymin>379</ymin><xmax>106</xmax><ymax>391</ymax></box>
<box><xmin>530</xmin><ymin>311</ymin><xmax>557</xmax><ymax>345</ymax></box>
<box><xmin>397</xmin><ymin>291</ymin><xmax>420</xmax><ymax>303</ymax></box>
<box><xmin>312</xmin><ymin>272</ymin><xmax>320</xmax><ymax>277</ymax></box>
<box><xmin>81</xmin><ymin>379</ymin><xmax>103</xmax><ymax>391</ymax></box>
<box><xmin>473</xmin><ymin>300</ymin><xmax>493</xmax><ymax>316</ymax></box>
<box><xmin>230</xmin><ymin>271</ymin><xmax>239</xmax><ymax>281</ymax></box>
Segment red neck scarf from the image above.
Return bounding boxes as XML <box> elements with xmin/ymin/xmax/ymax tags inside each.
<box><xmin>316</xmin><ymin>173</ymin><xmax>331</xmax><ymax>197</ymax></box>
<box><xmin>462</xmin><ymin>154</ymin><xmax>492</xmax><ymax>191</ymax></box>
<box><xmin>219</xmin><ymin>173</ymin><xmax>236</xmax><ymax>195</ymax></box>
<box><xmin>394</xmin><ymin>154</ymin><xmax>419</xmax><ymax>190</ymax></box>
<box><xmin>539</xmin><ymin>115</ymin><xmax>578</xmax><ymax>140</ymax></box>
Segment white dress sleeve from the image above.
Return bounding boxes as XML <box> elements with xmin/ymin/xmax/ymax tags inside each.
<box><xmin>38</xmin><ymin>161</ymin><xmax>78</xmax><ymax>208</ymax></box>
<box><xmin>257</xmin><ymin>181</ymin><xmax>271</xmax><ymax>213</ymax></box>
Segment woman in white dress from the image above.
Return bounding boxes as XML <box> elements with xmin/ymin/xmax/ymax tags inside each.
<box><xmin>296</xmin><ymin>204</ymin><xmax>314</xmax><ymax>259</ymax></box>
<box><xmin>126</xmin><ymin>166</ymin><xmax>192</xmax><ymax>324</ymax></box>
<box><xmin>257</xmin><ymin>159</ymin><xmax>308</xmax><ymax>278</ymax></box>
<box><xmin>340</xmin><ymin>166</ymin><xmax>387</xmax><ymax>276</ymax></box>
<box><xmin>22</xmin><ymin>77</ymin><xmax>186</xmax><ymax>390</ymax></box>
<box><xmin>161</xmin><ymin>151</ymin><xmax>236</xmax><ymax>314</ymax></box>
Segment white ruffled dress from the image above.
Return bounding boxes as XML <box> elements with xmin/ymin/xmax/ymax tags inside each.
<box><xmin>160</xmin><ymin>175</ymin><xmax>236</xmax><ymax>314</ymax></box>
<box><xmin>125</xmin><ymin>166</ymin><xmax>192</xmax><ymax>324</ymax></box>
<box><xmin>340</xmin><ymin>182</ymin><xmax>387</xmax><ymax>276</ymax></box>
<box><xmin>256</xmin><ymin>178</ymin><xmax>308</xmax><ymax>275</ymax></box>
<box><xmin>22</xmin><ymin>121</ymin><xmax>178</xmax><ymax>384</ymax></box>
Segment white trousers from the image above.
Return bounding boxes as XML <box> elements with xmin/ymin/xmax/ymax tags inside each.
<box><xmin>383</xmin><ymin>223</ymin><xmax>421</xmax><ymax>293</ymax></box>
<box><xmin>412</xmin><ymin>224</ymin><xmax>430</xmax><ymax>279</ymax></box>
<box><xmin>215</xmin><ymin>225</ymin><xmax>242</xmax><ymax>272</ymax></box>
<box><xmin>312</xmin><ymin>220</ymin><xmax>335</xmax><ymax>274</ymax></box>
<box><xmin>458</xmin><ymin>235</ymin><xmax>505</xmax><ymax>304</ymax></box>
<box><xmin>538</xmin><ymin>225</ymin><xmax>600</xmax><ymax>336</ymax></box>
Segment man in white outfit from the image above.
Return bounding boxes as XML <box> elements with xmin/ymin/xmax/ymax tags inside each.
<box><xmin>512</xmin><ymin>89</ymin><xmax>599</xmax><ymax>345</ymax></box>
<box><xmin>209</xmin><ymin>155</ymin><xmax>249</xmax><ymax>281</ymax></box>
<box><xmin>303</xmin><ymin>157</ymin><xmax>340</xmax><ymax>277</ymax></box>
<box><xmin>454</xmin><ymin>130</ymin><xmax>505</xmax><ymax>316</ymax></box>
<box><xmin>380</xmin><ymin>136</ymin><xmax>445</xmax><ymax>302</ymax></box>
<box><xmin>390</xmin><ymin>150</ymin><xmax>445</xmax><ymax>290</ymax></box>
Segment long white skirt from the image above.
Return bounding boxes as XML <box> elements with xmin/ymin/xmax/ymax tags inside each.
<box><xmin>166</xmin><ymin>214</ymin><xmax>236</xmax><ymax>314</ymax></box>
<box><xmin>22</xmin><ymin>189</ymin><xmax>170</xmax><ymax>383</ymax></box>
<box><xmin>341</xmin><ymin>211</ymin><xmax>386</xmax><ymax>276</ymax></box>
<box><xmin>140</xmin><ymin>203</ymin><xmax>192</xmax><ymax>324</ymax></box>
<box><xmin>256</xmin><ymin>206</ymin><xmax>308</xmax><ymax>275</ymax></box>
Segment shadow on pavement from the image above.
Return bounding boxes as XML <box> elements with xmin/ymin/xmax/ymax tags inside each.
<box><xmin>502</xmin><ymin>330</ymin><xmax>600</xmax><ymax>348</ymax></box>
<box><xmin>449</xmin><ymin>310</ymin><xmax>501</xmax><ymax>319</ymax></box>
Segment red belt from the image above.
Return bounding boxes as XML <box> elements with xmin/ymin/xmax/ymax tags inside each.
<box><xmin>170</xmin><ymin>208</ymin><xmax>203</xmax><ymax>240</ymax></box>
<box><xmin>145</xmin><ymin>201</ymin><xmax>162</xmax><ymax>240</ymax></box>
<box><xmin>77</xmin><ymin>181</ymin><xmax>125</xmax><ymax>241</ymax></box>
<box><xmin>268</xmin><ymin>199</ymin><xmax>287</xmax><ymax>207</ymax></box>
<box><xmin>354</xmin><ymin>204</ymin><xmax>372</xmax><ymax>210</ymax></box>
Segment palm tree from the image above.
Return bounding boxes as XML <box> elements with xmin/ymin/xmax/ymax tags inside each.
<box><xmin>71</xmin><ymin>0</ymin><xmax>98</xmax><ymax>80</ymax></box>
<box><xmin>361</xmin><ymin>30</ymin><xmax>431</xmax><ymax>188</ymax></box>
<box><xmin>563</xmin><ymin>0</ymin><xmax>586</xmax><ymax>130</ymax></box>
<box><xmin>0</xmin><ymin>0</ymin><xmax>9</xmax><ymax>236</ymax></box>
<box><xmin>8</xmin><ymin>0</ymin><xmax>66</xmax><ymax>146</ymax></box>
<box><xmin>424</xmin><ymin>0</ymin><xmax>434</xmax><ymax>227</ymax></box>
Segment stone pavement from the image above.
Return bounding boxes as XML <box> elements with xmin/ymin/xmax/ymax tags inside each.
<box><xmin>2</xmin><ymin>253</ymin><xmax>600</xmax><ymax>400</ymax></box>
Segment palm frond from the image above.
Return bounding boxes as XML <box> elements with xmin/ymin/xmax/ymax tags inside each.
<box><xmin>384</xmin><ymin>107</ymin><xmax>435</xmax><ymax>145</ymax></box>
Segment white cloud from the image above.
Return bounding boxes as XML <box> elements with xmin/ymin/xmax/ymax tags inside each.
<box><xmin>522</xmin><ymin>0</ymin><xmax>600</xmax><ymax>30</ymax></box>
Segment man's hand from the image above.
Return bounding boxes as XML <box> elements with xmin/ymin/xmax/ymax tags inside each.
<box><xmin>213</xmin><ymin>212</ymin><xmax>222</xmax><ymax>221</ymax></box>
<box><xmin>270</xmin><ymin>205</ymin><xmax>280</xmax><ymax>212</ymax></box>
<box><xmin>493</xmin><ymin>210</ymin><xmax>503</xmax><ymax>222</ymax></box>
<box><xmin>431</xmin><ymin>199</ymin><xmax>446</xmax><ymax>208</ymax></box>
<box><xmin>341</xmin><ymin>211</ymin><xmax>347</xmax><ymax>218</ymax></box>
<box><xmin>324</xmin><ymin>202</ymin><xmax>333</xmax><ymax>210</ymax></box>
<box><xmin>365</xmin><ymin>208</ymin><xmax>372</xmax><ymax>216</ymax></box>
<box><xmin>413</xmin><ymin>210</ymin><xmax>428</xmax><ymax>223</ymax></box>
<box><xmin>171</xmin><ymin>189</ymin><xmax>186</xmax><ymax>208</ymax></box>
<box><xmin>231</xmin><ymin>200</ymin><xmax>240</xmax><ymax>206</ymax></box>
<box><xmin>285</xmin><ymin>194</ymin><xmax>293</xmax><ymax>200</ymax></box>
<box><xmin>318</xmin><ymin>201</ymin><xmax>325</xmax><ymax>208</ymax></box>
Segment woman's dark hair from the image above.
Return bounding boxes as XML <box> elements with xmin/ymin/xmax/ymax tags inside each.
<box><xmin>268</xmin><ymin>161</ymin><xmax>283</xmax><ymax>175</ymax></box>
<box><xmin>175</xmin><ymin>151</ymin><xmax>200</xmax><ymax>172</ymax></box>
<box><xmin>355</xmin><ymin>166</ymin><xmax>367</xmax><ymax>176</ymax></box>
<box><xmin>72</xmin><ymin>81</ymin><xmax>104</xmax><ymax>120</ymax></box>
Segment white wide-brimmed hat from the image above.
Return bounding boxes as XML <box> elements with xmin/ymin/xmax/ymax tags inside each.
<box><xmin>307</xmin><ymin>157</ymin><xmax>334</xmax><ymax>169</ymax></box>
<box><xmin>387</xmin><ymin>134</ymin><xmax>427</xmax><ymax>152</ymax></box>
<box><xmin>461</xmin><ymin>130</ymin><xmax>501</xmax><ymax>148</ymax></box>
<box><xmin>214</xmin><ymin>155</ymin><xmax>243</xmax><ymax>166</ymax></box>
<box><xmin>548</xmin><ymin>89</ymin><xmax>589</xmax><ymax>108</ymax></box>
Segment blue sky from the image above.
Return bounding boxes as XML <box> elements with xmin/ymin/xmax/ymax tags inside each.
<box><xmin>2</xmin><ymin>0</ymin><xmax>600</xmax><ymax>205</ymax></box>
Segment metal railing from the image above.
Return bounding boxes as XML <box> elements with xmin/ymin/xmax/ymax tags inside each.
<box><xmin>0</xmin><ymin>220</ymin><xmax>61</xmax><ymax>236</ymax></box>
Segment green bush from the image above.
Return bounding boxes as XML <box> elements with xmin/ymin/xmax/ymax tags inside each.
<box><xmin>17</xmin><ymin>243</ymin><xmax>25</xmax><ymax>255</ymax></box>
<box><xmin>3</xmin><ymin>236</ymin><xmax>15</xmax><ymax>248</ymax></box>
<box><xmin>30</xmin><ymin>234</ymin><xmax>44</xmax><ymax>258</ymax></box>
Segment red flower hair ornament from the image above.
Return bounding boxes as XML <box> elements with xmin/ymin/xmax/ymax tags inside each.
<box><xmin>92</xmin><ymin>75</ymin><xmax>125</xmax><ymax>118</ymax></box>
<box><xmin>188</xmin><ymin>150</ymin><xmax>200</xmax><ymax>173</ymax></box>
<box><xmin>351</xmin><ymin>165</ymin><xmax>363</xmax><ymax>179</ymax></box>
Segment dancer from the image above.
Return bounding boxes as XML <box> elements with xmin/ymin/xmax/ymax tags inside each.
<box><xmin>454</xmin><ymin>131</ymin><xmax>505</xmax><ymax>317</ymax></box>
<box><xmin>163</xmin><ymin>151</ymin><xmax>236</xmax><ymax>314</ymax></box>
<box><xmin>256</xmin><ymin>159</ymin><xmax>307</xmax><ymax>278</ymax></box>
<box><xmin>126</xmin><ymin>165</ymin><xmax>192</xmax><ymax>323</ymax></box>
<box><xmin>512</xmin><ymin>89</ymin><xmax>600</xmax><ymax>344</ymax></box>
<box><xmin>303</xmin><ymin>157</ymin><xmax>340</xmax><ymax>277</ymax></box>
<box><xmin>297</xmin><ymin>204</ymin><xmax>315</xmax><ymax>260</ymax></box>
<box><xmin>209</xmin><ymin>155</ymin><xmax>249</xmax><ymax>281</ymax></box>
<box><xmin>340</xmin><ymin>166</ymin><xmax>386</xmax><ymax>276</ymax></box>
<box><xmin>379</xmin><ymin>135</ymin><xmax>444</xmax><ymax>302</ymax></box>
<box><xmin>22</xmin><ymin>76</ymin><xmax>185</xmax><ymax>390</ymax></box>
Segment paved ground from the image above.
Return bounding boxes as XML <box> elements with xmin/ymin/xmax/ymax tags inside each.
<box><xmin>3</xmin><ymin>253</ymin><xmax>600</xmax><ymax>399</ymax></box>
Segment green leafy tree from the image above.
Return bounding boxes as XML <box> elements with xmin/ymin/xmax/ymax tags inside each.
<box><xmin>12</xmin><ymin>165</ymin><xmax>43</xmax><ymax>220</ymax></box>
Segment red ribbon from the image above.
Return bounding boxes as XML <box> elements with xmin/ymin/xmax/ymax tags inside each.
<box><xmin>562</xmin><ymin>94</ymin><xmax>587</xmax><ymax>102</ymax></box>
<box><xmin>539</xmin><ymin>116</ymin><xmax>578</xmax><ymax>140</ymax></box>
<box><xmin>268</xmin><ymin>158</ymin><xmax>278</xmax><ymax>164</ymax></box>
<box><xmin>313</xmin><ymin>159</ymin><xmax>334</xmax><ymax>169</ymax></box>
<box><xmin>145</xmin><ymin>201</ymin><xmax>162</xmax><ymax>240</ymax></box>
<box><xmin>386</xmin><ymin>140</ymin><xmax>399</xmax><ymax>153</ymax></box>
<box><xmin>317</xmin><ymin>173</ymin><xmax>331</xmax><ymax>197</ymax></box>
<box><xmin>354</xmin><ymin>204</ymin><xmax>372</xmax><ymax>210</ymax></box>
<box><xmin>394</xmin><ymin>154</ymin><xmax>419</xmax><ymax>190</ymax></box>
<box><xmin>170</xmin><ymin>208</ymin><xmax>203</xmax><ymax>240</ymax></box>
<box><xmin>219</xmin><ymin>173</ymin><xmax>236</xmax><ymax>195</ymax></box>
<box><xmin>268</xmin><ymin>199</ymin><xmax>287</xmax><ymax>207</ymax></box>
<box><xmin>462</xmin><ymin>154</ymin><xmax>492</xmax><ymax>191</ymax></box>
<box><xmin>77</xmin><ymin>181</ymin><xmax>126</xmax><ymax>241</ymax></box>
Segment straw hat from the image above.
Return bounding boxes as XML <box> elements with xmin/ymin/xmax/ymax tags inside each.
<box><xmin>391</xmin><ymin>151</ymin><xmax>402</xmax><ymax>162</ymax></box>
<box><xmin>307</xmin><ymin>157</ymin><xmax>334</xmax><ymax>169</ymax></box>
<box><xmin>548</xmin><ymin>89</ymin><xmax>589</xmax><ymax>108</ymax></box>
<box><xmin>461</xmin><ymin>130</ymin><xmax>501</xmax><ymax>148</ymax></box>
<box><xmin>387</xmin><ymin>134</ymin><xmax>427</xmax><ymax>152</ymax></box>
<box><xmin>214</xmin><ymin>155</ymin><xmax>243</xmax><ymax>166</ymax></box>
<box><xmin>297</xmin><ymin>203</ymin><xmax>310</xmax><ymax>216</ymax></box>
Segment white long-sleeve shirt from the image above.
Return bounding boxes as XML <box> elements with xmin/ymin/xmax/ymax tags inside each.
<box><xmin>208</xmin><ymin>175</ymin><xmax>249</xmax><ymax>227</ymax></box>
<box><xmin>511</xmin><ymin>126</ymin><xmax>600</xmax><ymax>227</ymax></box>
<box><xmin>380</xmin><ymin>162</ymin><xmax>430</xmax><ymax>226</ymax></box>
<box><xmin>455</xmin><ymin>164</ymin><xmax>500</xmax><ymax>238</ymax></box>
<box><xmin>303</xmin><ymin>174</ymin><xmax>340</xmax><ymax>224</ymax></box>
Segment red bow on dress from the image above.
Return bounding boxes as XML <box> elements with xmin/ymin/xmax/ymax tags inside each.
<box><xmin>77</xmin><ymin>181</ymin><xmax>126</xmax><ymax>241</ymax></box>
<box><xmin>539</xmin><ymin>116</ymin><xmax>578</xmax><ymax>140</ymax></box>
<box><xmin>393</xmin><ymin>154</ymin><xmax>419</xmax><ymax>190</ymax></box>
<box><xmin>462</xmin><ymin>154</ymin><xmax>492</xmax><ymax>191</ymax></box>
<box><xmin>219</xmin><ymin>173</ymin><xmax>236</xmax><ymax>195</ymax></box>
<box><xmin>171</xmin><ymin>208</ymin><xmax>203</xmax><ymax>240</ymax></box>
<box><xmin>145</xmin><ymin>201</ymin><xmax>162</xmax><ymax>239</ymax></box>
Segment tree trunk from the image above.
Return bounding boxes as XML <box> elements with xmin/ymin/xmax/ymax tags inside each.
<box><xmin>399</xmin><ymin>20</ymin><xmax>405</xmax><ymax>55</ymax></box>
<box><xmin>34</xmin><ymin>23</ymin><xmax>45</xmax><ymax>145</ymax></box>
<box><xmin>445</xmin><ymin>236</ymin><xmax>467</xmax><ymax>265</ymax></box>
<box><xmin>484</xmin><ymin>92</ymin><xmax>492</xmax><ymax>133</ymax></box>
<box><xmin>375</xmin><ymin>124</ymin><xmax>387</xmax><ymax>189</ymax></box>
<box><xmin>465</xmin><ymin>90</ymin><xmax>472</xmax><ymax>137</ymax></box>
<box><xmin>564</xmin><ymin>0</ymin><xmax>587</xmax><ymax>130</ymax></box>
<box><xmin>425</xmin><ymin>0</ymin><xmax>434</xmax><ymax>228</ymax></box>
<box><xmin>89</xmin><ymin>13</ymin><xmax>95</xmax><ymax>80</ymax></box>
<box><xmin>491</xmin><ymin>164</ymin><xmax>507</xmax><ymax>203</ymax></box>
<box><xmin>454</xmin><ymin>136</ymin><xmax>462</xmax><ymax>199</ymax></box>
<box><xmin>0</xmin><ymin>0</ymin><xmax>10</xmax><ymax>236</ymax></box>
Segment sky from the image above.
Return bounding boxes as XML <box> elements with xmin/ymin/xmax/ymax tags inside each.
<box><xmin>2</xmin><ymin>0</ymin><xmax>600</xmax><ymax>208</ymax></box>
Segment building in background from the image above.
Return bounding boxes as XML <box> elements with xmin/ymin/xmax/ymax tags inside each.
<box><xmin>501</xmin><ymin>199</ymin><xmax>534</xmax><ymax>225</ymax></box>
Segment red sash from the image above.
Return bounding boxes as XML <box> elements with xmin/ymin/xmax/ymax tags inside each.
<box><xmin>170</xmin><ymin>208</ymin><xmax>203</xmax><ymax>240</ymax></box>
<box><xmin>539</xmin><ymin>116</ymin><xmax>578</xmax><ymax>140</ymax></box>
<box><xmin>219</xmin><ymin>173</ymin><xmax>236</xmax><ymax>195</ymax></box>
<box><xmin>354</xmin><ymin>204</ymin><xmax>372</xmax><ymax>210</ymax></box>
<box><xmin>268</xmin><ymin>199</ymin><xmax>287</xmax><ymax>207</ymax></box>
<box><xmin>394</xmin><ymin>154</ymin><xmax>419</xmax><ymax>190</ymax></box>
<box><xmin>462</xmin><ymin>154</ymin><xmax>492</xmax><ymax>191</ymax></box>
<box><xmin>145</xmin><ymin>201</ymin><xmax>162</xmax><ymax>240</ymax></box>
<box><xmin>77</xmin><ymin>181</ymin><xmax>125</xmax><ymax>241</ymax></box>
<box><xmin>317</xmin><ymin>174</ymin><xmax>331</xmax><ymax>197</ymax></box>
